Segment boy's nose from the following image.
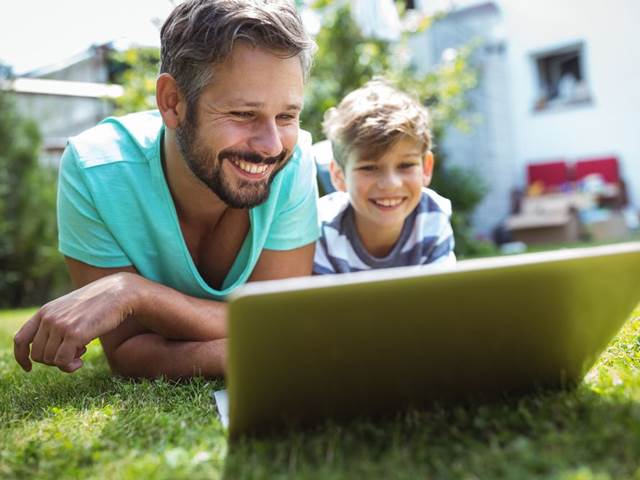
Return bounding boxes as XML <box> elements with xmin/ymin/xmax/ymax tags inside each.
<box><xmin>249</xmin><ymin>119</ymin><xmax>283</xmax><ymax>159</ymax></box>
<box><xmin>378</xmin><ymin>171</ymin><xmax>402</xmax><ymax>189</ymax></box>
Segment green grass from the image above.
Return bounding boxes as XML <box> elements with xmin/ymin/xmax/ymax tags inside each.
<box><xmin>2</xmin><ymin>307</ymin><xmax>640</xmax><ymax>479</ymax></box>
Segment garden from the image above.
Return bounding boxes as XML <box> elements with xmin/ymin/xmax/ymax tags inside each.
<box><xmin>2</xmin><ymin>2</ymin><xmax>639</xmax><ymax>478</ymax></box>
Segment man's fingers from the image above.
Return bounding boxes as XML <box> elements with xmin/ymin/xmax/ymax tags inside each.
<box><xmin>56</xmin><ymin>345</ymin><xmax>87</xmax><ymax>373</ymax></box>
<box><xmin>13</xmin><ymin>313</ymin><xmax>42</xmax><ymax>372</ymax></box>
<box><xmin>54</xmin><ymin>337</ymin><xmax>84</xmax><ymax>371</ymax></box>
<box><xmin>43</xmin><ymin>332</ymin><xmax>64</xmax><ymax>365</ymax></box>
<box><xmin>58</xmin><ymin>358</ymin><xmax>83</xmax><ymax>374</ymax></box>
<box><xmin>29</xmin><ymin>328</ymin><xmax>49</xmax><ymax>365</ymax></box>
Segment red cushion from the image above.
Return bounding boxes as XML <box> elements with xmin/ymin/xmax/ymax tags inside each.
<box><xmin>527</xmin><ymin>161</ymin><xmax>570</xmax><ymax>189</ymax></box>
<box><xmin>574</xmin><ymin>157</ymin><xmax>620</xmax><ymax>184</ymax></box>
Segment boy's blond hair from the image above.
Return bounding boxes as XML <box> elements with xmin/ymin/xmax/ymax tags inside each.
<box><xmin>322</xmin><ymin>80</ymin><xmax>432</xmax><ymax>169</ymax></box>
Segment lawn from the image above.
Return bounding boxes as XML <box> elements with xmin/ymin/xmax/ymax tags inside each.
<box><xmin>1</xmin><ymin>307</ymin><xmax>640</xmax><ymax>479</ymax></box>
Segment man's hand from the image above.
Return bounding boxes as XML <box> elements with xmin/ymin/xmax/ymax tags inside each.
<box><xmin>13</xmin><ymin>272</ymin><xmax>141</xmax><ymax>373</ymax></box>
<box><xmin>13</xmin><ymin>242</ymin><xmax>313</xmax><ymax>378</ymax></box>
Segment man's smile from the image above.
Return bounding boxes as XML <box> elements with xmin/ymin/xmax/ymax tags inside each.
<box><xmin>230</xmin><ymin>157</ymin><xmax>270</xmax><ymax>176</ymax></box>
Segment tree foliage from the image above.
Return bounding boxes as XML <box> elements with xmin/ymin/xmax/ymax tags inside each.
<box><xmin>0</xmin><ymin>91</ymin><xmax>69</xmax><ymax>307</ymax></box>
<box><xmin>109</xmin><ymin>47</ymin><xmax>160</xmax><ymax>115</ymax></box>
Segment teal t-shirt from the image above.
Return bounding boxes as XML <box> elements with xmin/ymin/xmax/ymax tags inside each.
<box><xmin>57</xmin><ymin>110</ymin><xmax>319</xmax><ymax>300</ymax></box>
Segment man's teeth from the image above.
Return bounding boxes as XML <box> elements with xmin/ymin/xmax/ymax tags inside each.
<box><xmin>232</xmin><ymin>159</ymin><xmax>268</xmax><ymax>174</ymax></box>
<box><xmin>374</xmin><ymin>198</ymin><xmax>403</xmax><ymax>207</ymax></box>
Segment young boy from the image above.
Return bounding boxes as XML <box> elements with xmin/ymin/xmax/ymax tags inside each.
<box><xmin>313</xmin><ymin>80</ymin><xmax>456</xmax><ymax>274</ymax></box>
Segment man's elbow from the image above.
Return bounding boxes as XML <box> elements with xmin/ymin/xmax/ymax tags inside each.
<box><xmin>104</xmin><ymin>347</ymin><xmax>136</xmax><ymax>378</ymax></box>
<box><xmin>102</xmin><ymin>339</ymin><xmax>159</xmax><ymax>379</ymax></box>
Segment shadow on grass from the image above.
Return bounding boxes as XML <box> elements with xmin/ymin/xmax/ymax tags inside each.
<box><xmin>5</xmin><ymin>360</ymin><xmax>640</xmax><ymax>479</ymax></box>
<box><xmin>2</xmin><ymin>355</ymin><xmax>115</xmax><ymax>418</ymax></box>
<box><xmin>2</xmin><ymin>362</ymin><xmax>227</xmax><ymax>479</ymax></box>
<box><xmin>4</xmin><ymin>315</ymin><xmax>639</xmax><ymax>479</ymax></box>
<box><xmin>222</xmin><ymin>386</ymin><xmax>640</xmax><ymax>479</ymax></box>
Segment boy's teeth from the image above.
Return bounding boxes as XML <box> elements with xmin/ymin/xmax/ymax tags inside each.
<box><xmin>374</xmin><ymin>198</ymin><xmax>403</xmax><ymax>207</ymax></box>
<box><xmin>233</xmin><ymin>159</ymin><xmax>268</xmax><ymax>174</ymax></box>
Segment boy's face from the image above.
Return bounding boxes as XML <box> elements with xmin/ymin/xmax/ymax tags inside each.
<box><xmin>330</xmin><ymin>137</ymin><xmax>434</xmax><ymax>236</ymax></box>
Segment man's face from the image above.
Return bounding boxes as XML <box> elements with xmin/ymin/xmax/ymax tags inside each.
<box><xmin>175</xmin><ymin>43</ymin><xmax>304</xmax><ymax>209</ymax></box>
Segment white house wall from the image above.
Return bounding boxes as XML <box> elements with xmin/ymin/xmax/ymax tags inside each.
<box><xmin>498</xmin><ymin>0</ymin><xmax>640</xmax><ymax>207</ymax></box>
<box><xmin>10</xmin><ymin>92</ymin><xmax>115</xmax><ymax>168</ymax></box>
<box><xmin>411</xmin><ymin>3</ymin><xmax>515</xmax><ymax>237</ymax></box>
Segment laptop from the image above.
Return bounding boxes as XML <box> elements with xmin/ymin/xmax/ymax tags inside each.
<box><xmin>223</xmin><ymin>242</ymin><xmax>640</xmax><ymax>437</ymax></box>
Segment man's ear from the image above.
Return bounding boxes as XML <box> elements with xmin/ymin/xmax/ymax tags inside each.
<box><xmin>156</xmin><ymin>73</ymin><xmax>186</xmax><ymax>129</ymax></box>
<box><xmin>423</xmin><ymin>151</ymin><xmax>434</xmax><ymax>187</ymax></box>
<box><xmin>329</xmin><ymin>159</ymin><xmax>347</xmax><ymax>192</ymax></box>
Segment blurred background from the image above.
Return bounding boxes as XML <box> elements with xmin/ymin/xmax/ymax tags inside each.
<box><xmin>1</xmin><ymin>0</ymin><xmax>639</xmax><ymax>308</ymax></box>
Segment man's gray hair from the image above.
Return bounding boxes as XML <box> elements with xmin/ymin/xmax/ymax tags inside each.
<box><xmin>160</xmin><ymin>0</ymin><xmax>315</xmax><ymax>111</ymax></box>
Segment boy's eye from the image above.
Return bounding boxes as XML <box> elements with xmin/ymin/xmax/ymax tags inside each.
<box><xmin>399</xmin><ymin>162</ymin><xmax>420</xmax><ymax>169</ymax></box>
<box><xmin>357</xmin><ymin>165</ymin><xmax>377</xmax><ymax>172</ymax></box>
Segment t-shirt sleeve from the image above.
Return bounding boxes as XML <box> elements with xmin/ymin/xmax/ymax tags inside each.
<box><xmin>312</xmin><ymin>235</ymin><xmax>336</xmax><ymax>275</ymax></box>
<box><xmin>57</xmin><ymin>143</ymin><xmax>132</xmax><ymax>267</ymax></box>
<box><xmin>263</xmin><ymin>140</ymin><xmax>320</xmax><ymax>250</ymax></box>
<box><xmin>423</xmin><ymin>195</ymin><xmax>457</xmax><ymax>267</ymax></box>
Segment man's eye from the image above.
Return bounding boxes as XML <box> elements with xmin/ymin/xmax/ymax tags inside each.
<box><xmin>277</xmin><ymin>114</ymin><xmax>297</xmax><ymax>121</ymax></box>
<box><xmin>231</xmin><ymin>111</ymin><xmax>253</xmax><ymax>118</ymax></box>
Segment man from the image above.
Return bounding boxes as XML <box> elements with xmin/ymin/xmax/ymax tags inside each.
<box><xmin>13</xmin><ymin>0</ymin><xmax>318</xmax><ymax>378</ymax></box>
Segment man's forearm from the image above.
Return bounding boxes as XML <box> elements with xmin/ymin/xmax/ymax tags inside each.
<box><xmin>15</xmin><ymin>245</ymin><xmax>314</xmax><ymax>375</ymax></box>
<box><xmin>108</xmin><ymin>332</ymin><xmax>226</xmax><ymax>379</ymax></box>
<box><xmin>95</xmin><ymin>275</ymin><xmax>229</xmax><ymax>378</ymax></box>
<box><xmin>129</xmin><ymin>274</ymin><xmax>227</xmax><ymax>341</ymax></box>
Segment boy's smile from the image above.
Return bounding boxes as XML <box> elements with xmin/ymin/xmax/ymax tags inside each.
<box><xmin>370</xmin><ymin>196</ymin><xmax>407</xmax><ymax>209</ymax></box>
<box><xmin>331</xmin><ymin>137</ymin><xmax>434</xmax><ymax>256</ymax></box>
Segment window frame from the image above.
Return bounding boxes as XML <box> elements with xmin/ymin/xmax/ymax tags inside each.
<box><xmin>531</xmin><ymin>42</ymin><xmax>592</xmax><ymax>112</ymax></box>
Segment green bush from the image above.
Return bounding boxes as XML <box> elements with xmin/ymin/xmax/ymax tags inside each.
<box><xmin>109</xmin><ymin>47</ymin><xmax>160</xmax><ymax>115</ymax></box>
<box><xmin>0</xmin><ymin>91</ymin><xmax>69</xmax><ymax>307</ymax></box>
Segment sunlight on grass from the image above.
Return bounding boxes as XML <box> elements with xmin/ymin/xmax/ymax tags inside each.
<box><xmin>557</xmin><ymin>467</ymin><xmax>614</xmax><ymax>480</ymax></box>
<box><xmin>2</xmin><ymin>305</ymin><xmax>640</xmax><ymax>479</ymax></box>
<box><xmin>584</xmin><ymin>308</ymin><xmax>640</xmax><ymax>400</ymax></box>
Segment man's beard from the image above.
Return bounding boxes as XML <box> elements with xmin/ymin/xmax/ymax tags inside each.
<box><xmin>175</xmin><ymin>112</ymin><xmax>289</xmax><ymax>209</ymax></box>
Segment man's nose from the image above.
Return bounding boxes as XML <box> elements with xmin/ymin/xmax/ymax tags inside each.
<box><xmin>249</xmin><ymin>119</ymin><xmax>283</xmax><ymax>159</ymax></box>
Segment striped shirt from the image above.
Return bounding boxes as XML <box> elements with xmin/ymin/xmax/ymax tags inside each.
<box><xmin>313</xmin><ymin>189</ymin><xmax>456</xmax><ymax>274</ymax></box>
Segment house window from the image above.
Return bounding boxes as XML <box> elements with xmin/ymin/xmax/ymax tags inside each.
<box><xmin>402</xmin><ymin>0</ymin><xmax>416</xmax><ymax>9</ymax></box>
<box><xmin>533</xmin><ymin>44</ymin><xmax>591</xmax><ymax>111</ymax></box>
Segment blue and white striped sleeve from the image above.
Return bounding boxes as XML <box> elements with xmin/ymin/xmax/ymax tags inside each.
<box><xmin>423</xmin><ymin>192</ymin><xmax>456</xmax><ymax>267</ymax></box>
<box><xmin>313</xmin><ymin>231</ymin><xmax>336</xmax><ymax>275</ymax></box>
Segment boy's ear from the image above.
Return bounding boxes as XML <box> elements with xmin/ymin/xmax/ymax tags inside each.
<box><xmin>156</xmin><ymin>73</ymin><xmax>186</xmax><ymax>129</ymax></box>
<box><xmin>422</xmin><ymin>151</ymin><xmax>434</xmax><ymax>187</ymax></box>
<box><xmin>329</xmin><ymin>159</ymin><xmax>347</xmax><ymax>192</ymax></box>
